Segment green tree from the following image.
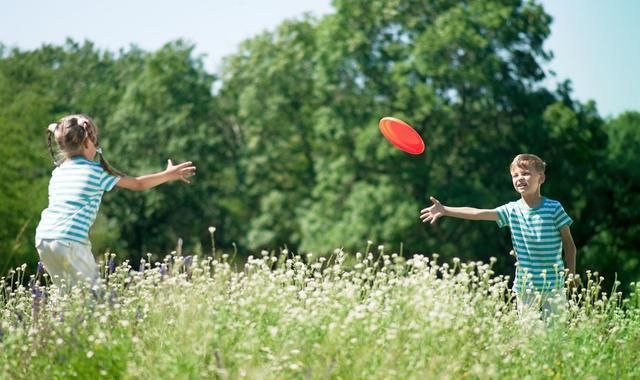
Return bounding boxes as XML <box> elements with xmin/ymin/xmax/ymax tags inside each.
<box><xmin>579</xmin><ymin>111</ymin><xmax>640</xmax><ymax>292</ymax></box>
<box><xmin>0</xmin><ymin>45</ymin><xmax>57</xmax><ymax>273</ymax></box>
<box><xmin>298</xmin><ymin>0</ymin><xmax>559</xmax><ymax>260</ymax></box>
<box><xmin>103</xmin><ymin>41</ymin><xmax>227</xmax><ymax>262</ymax></box>
<box><xmin>218</xmin><ymin>18</ymin><xmax>320</xmax><ymax>251</ymax></box>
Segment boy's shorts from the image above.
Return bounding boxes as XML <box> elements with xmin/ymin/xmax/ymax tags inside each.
<box><xmin>516</xmin><ymin>289</ymin><xmax>567</xmax><ymax>322</ymax></box>
<box><xmin>36</xmin><ymin>239</ymin><xmax>99</xmax><ymax>287</ymax></box>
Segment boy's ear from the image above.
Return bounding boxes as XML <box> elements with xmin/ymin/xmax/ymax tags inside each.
<box><xmin>540</xmin><ymin>173</ymin><xmax>546</xmax><ymax>184</ymax></box>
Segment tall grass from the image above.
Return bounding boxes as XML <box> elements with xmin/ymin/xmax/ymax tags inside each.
<box><xmin>1</xmin><ymin>246</ymin><xmax>639</xmax><ymax>379</ymax></box>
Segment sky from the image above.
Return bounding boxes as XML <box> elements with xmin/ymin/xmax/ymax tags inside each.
<box><xmin>1</xmin><ymin>0</ymin><xmax>638</xmax><ymax>118</ymax></box>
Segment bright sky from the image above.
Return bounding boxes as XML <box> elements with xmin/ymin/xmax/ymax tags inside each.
<box><xmin>1</xmin><ymin>0</ymin><xmax>638</xmax><ymax>117</ymax></box>
<box><xmin>540</xmin><ymin>0</ymin><xmax>639</xmax><ymax>118</ymax></box>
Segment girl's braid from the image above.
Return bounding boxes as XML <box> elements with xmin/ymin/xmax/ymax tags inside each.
<box><xmin>79</xmin><ymin>117</ymin><xmax>125</xmax><ymax>177</ymax></box>
<box><xmin>98</xmin><ymin>153</ymin><xmax>125</xmax><ymax>177</ymax></box>
<box><xmin>47</xmin><ymin>123</ymin><xmax>59</xmax><ymax>166</ymax></box>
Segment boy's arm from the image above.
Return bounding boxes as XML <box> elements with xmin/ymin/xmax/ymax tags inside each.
<box><xmin>560</xmin><ymin>225</ymin><xmax>577</xmax><ymax>275</ymax></box>
<box><xmin>420</xmin><ymin>196</ymin><xmax>498</xmax><ymax>224</ymax></box>
<box><xmin>117</xmin><ymin>159</ymin><xmax>196</xmax><ymax>191</ymax></box>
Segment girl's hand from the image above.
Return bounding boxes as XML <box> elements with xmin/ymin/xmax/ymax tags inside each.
<box><xmin>166</xmin><ymin>159</ymin><xmax>196</xmax><ymax>183</ymax></box>
<box><xmin>420</xmin><ymin>196</ymin><xmax>446</xmax><ymax>224</ymax></box>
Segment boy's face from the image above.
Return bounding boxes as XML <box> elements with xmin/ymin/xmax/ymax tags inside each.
<box><xmin>510</xmin><ymin>165</ymin><xmax>545</xmax><ymax>195</ymax></box>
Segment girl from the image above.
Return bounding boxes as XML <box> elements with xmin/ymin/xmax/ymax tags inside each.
<box><xmin>35</xmin><ymin>114</ymin><xmax>196</xmax><ymax>287</ymax></box>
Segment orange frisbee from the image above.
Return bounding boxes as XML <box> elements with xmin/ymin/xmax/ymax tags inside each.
<box><xmin>379</xmin><ymin>117</ymin><xmax>425</xmax><ymax>155</ymax></box>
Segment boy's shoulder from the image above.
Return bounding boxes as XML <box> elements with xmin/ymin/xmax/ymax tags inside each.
<box><xmin>542</xmin><ymin>197</ymin><xmax>565</xmax><ymax>209</ymax></box>
<box><xmin>500</xmin><ymin>197</ymin><xmax>565</xmax><ymax>211</ymax></box>
<box><xmin>498</xmin><ymin>199</ymin><xmax>519</xmax><ymax>207</ymax></box>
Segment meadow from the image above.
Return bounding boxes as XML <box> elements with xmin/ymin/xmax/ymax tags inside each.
<box><xmin>1</xmin><ymin>241</ymin><xmax>639</xmax><ymax>379</ymax></box>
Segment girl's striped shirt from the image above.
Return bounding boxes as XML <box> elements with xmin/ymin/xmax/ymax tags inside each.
<box><xmin>36</xmin><ymin>157</ymin><xmax>120</xmax><ymax>246</ymax></box>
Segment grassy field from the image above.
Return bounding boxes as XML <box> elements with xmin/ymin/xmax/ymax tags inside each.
<box><xmin>1</xmin><ymin>245</ymin><xmax>639</xmax><ymax>379</ymax></box>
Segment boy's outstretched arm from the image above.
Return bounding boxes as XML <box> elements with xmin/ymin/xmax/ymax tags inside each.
<box><xmin>560</xmin><ymin>225</ymin><xmax>577</xmax><ymax>275</ymax></box>
<box><xmin>117</xmin><ymin>159</ymin><xmax>196</xmax><ymax>191</ymax></box>
<box><xmin>420</xmin><ymin>196</ymin><xmax>498</xmax><ymax>224</ymax></box>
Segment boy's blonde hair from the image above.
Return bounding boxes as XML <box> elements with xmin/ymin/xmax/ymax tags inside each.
<box><xmin>509</xmin><ymin>153</ymin><xmax>546</xmax><ymax>173</ymax></box>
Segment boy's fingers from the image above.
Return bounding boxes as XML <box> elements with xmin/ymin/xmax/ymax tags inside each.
<box><xmin>430</xmin><ymin>196</ymin><xmax>439</xmax><ymax>205</ymax></box>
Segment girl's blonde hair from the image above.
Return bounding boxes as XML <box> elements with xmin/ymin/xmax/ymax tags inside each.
<box><xmin>47</xmin><ymin>114</ymin><xmax>123</xmax><ymax>176</ymax></box>
<box><xmin>510</xmin><ymin>153</ymin><xmax>546</xmax><ymax>173</ymax></box>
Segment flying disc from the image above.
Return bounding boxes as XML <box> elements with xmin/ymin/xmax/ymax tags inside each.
<box><xmin>378</xmin><ymin>117</ymin><xmax>425</xmax><ymax>155</ymax></box>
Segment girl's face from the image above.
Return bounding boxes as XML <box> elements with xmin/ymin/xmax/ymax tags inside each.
<box><xmin>510</xmin><ymin>165</ymin><xmax>545</xmax><ymax>195</ymax></box>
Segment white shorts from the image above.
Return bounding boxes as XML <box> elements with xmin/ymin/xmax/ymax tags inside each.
<box><xmin>517</xmin><ymin>289</ymin><xmax>567</xmax><ymax>322</ymax></box>
<box><xmin>36</xmin><ymin>239</ymin><xmax>99</xmax><ymax>287</ymax></box>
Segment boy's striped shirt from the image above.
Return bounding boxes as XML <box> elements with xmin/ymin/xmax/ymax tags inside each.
<box><xmin>495</xmin><ymin>197</ymin><xmax>572</xmax><ymax>292</ymax></box>
<box><xmin>36</xmin><ymin>157</ymin><xmax>120</xmax><ymax>246</ymax></box>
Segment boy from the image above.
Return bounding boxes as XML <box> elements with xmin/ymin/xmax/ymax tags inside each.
<box><xmin>419</xmin><ymin>153</ymin><xmax>577</xmax><ymax>317</ymax></box>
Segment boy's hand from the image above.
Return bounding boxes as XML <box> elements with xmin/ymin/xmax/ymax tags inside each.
<box><xmin>420</xmin><ymin>196</ymin><xmax>446</xmax><ymax>224</ymax></box>
<box><xmin>166</xmin><ymin>159</ymin><xmax>197</xmax><ymax>183</ymax></box>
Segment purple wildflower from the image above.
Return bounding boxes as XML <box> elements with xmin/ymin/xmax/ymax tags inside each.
<box><xmin>31</xmin><ymin>284</ymin><xmax>43</xmax><ymax>299</ymax></box>
<box><xmin>184</xmin><ymin>255</ymin><xmax>193</xmax><ymax>280</ymax></box>
<box><xmin>31</xmin><ymin>284</ymin><xmax>43</xmax><ymax>321</ymax></box>
<box><xmin>108</xmin><ymin>257</ymin><xmax>116</xmax><ymax>275</ymax></box>
<box><xmin>184</xmin><ymin>256</ymin><xmax>193</xmax><ymax>270</ymax></box>
<box><xmin>160</xmin><ymin>263</ymin><xmax>167</xmax><ymax>279</ymax></box>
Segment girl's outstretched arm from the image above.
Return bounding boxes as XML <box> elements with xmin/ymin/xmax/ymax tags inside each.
<box><xmin>420</xmin><ymin>196</ymin><xmax>498</xmax><ymax>224</ymax></box>
<box><xmin>116</xmin><ymin>159</ymin><xmax>196</xmax><ymax>191</ymax></box>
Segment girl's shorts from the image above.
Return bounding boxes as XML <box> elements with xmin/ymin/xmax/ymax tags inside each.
<box><xmin>35</xmin><ymin>239</ymin><xmax>99</xmax><ymax>287</ymax></box>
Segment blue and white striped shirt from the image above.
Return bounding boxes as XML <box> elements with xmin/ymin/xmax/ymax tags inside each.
<box><xmin>496</xmin><ymin>197</ymin><xmax>573</xmax><ymax>292</ymax></box>
<box><xmin>35</xmin><ymin>157</ymin><xmax>120</xmax><ymax>246</ymax></box>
